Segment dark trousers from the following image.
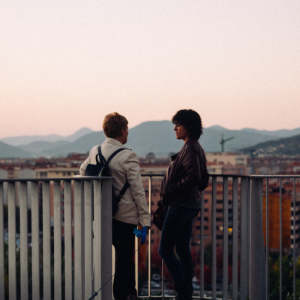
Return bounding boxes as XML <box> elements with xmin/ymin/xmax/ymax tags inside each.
<box><xmin>112</xmin><ymin>219</ymin><xmax>137</xmax><ymax>300</ymax></box>
<box><xmin>159</xmin><ymin>205</ymin><xmax>199</xmax><ymax>287</ymax></box>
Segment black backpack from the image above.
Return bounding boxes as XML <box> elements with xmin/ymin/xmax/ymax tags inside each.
<box><xmin>85</xmin><ymin>145</ymin><xmax>130</xmax><ymax>216</ymax></box>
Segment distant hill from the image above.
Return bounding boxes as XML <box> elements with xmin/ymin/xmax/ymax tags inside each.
<box><xmin>240</xmin><ymin>127</ymin><xmax>300</xmax><ymax>139</ymax></box>
<box><xmin>41</xmin><ymin>131</ymin><xmax>107</xmax><ymax>157</ymax></box>
<box><xmin>18</xmin><ymin>131</ymin><xmax>106</xmax><ymax>158</ymax></box>
<box><xmin>64</xmin><ymin>127</ymin><xmax>94</xmax><ymax>142</ymax></box>
<box><xmin>200</xmin><ymin>126</ymin><xmax>279</xmax><ymax>153</ymax></box>
<box><xmin>240</xmin><ymin>134</ymin><xmax>300</xmax><ymax>156</ymax></box>
<box><xmin>19</xmin><ymin>140</ymin><xmax>71</xmax><ymax>157</ymax></box>
<box><xmin>0</xmin><ymin>141</ymin><xmax>31</xmax><ymax>158</ymax></box>
<box><xmin>1</xmin><ymin>127</ymin><xmax>93</xmax><ymax>146</ymax></box>
<box><xmin>1</xmin><ymin>123</ymin><xmax>300</xmax><ymax>158</ymax></box>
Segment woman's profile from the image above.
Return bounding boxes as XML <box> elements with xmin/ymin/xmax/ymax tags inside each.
<box><xmin>159</xmin><ymin>109</ymin><xmax>207</xmax><ymax>300</ymax></box>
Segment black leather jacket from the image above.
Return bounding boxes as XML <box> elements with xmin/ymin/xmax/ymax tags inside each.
<box><xmin>160</xmin><ymin>139</ymin><xmax>207</xmax><ymax>205</ymax></box>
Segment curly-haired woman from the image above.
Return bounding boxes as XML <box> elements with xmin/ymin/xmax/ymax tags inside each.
<box><xmin>159</xmin><ymin>109</ymin><xmax>207</xmax><ymax>300</ymax></box>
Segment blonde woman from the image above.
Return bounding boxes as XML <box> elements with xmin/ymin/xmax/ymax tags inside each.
<box><xmin>80</xmin><ymin>112</ymin><xmax>151</xmax><ymax>300</ymax></box>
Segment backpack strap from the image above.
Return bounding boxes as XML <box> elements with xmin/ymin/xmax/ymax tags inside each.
<box><xmin>101</xmin><ymin>146</ymin><xmax>131</xmax><ymax>198</ymax></box>
<box><xmin>118</xmin><ymin>181</ymin><xmax>131</xmax><ymax>197</ymax></box>
<box><xmin>106</xmin><ymin>148</ymin><xmax>127</xmax><ymax>165</ymax></box>
<box><xmin>96</xmin><ymin>145</ymin><xmax>107</xmax><ymax>165</ymax></box>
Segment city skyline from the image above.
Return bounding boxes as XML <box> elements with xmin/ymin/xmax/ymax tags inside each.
<box><xmin>1</xmin><ymin>1</ymin><xmax>300</xmax><ymax>139</ymax></box>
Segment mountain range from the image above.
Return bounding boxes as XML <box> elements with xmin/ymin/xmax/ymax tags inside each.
<box><xmin>1</xmin><ymin>122</ymin><xmax>300</xmax><ymax>158</ymax></box>
<box><xmin>241</xmin><ymin>134</ymin><xmax>300</xmax><ymax>156</ymax></box>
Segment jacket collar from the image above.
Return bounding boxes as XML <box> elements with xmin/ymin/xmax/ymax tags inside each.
<box><xmin>185</xmin><ymin>139</ymin><xmax>199</xmax><ymax>145</ymax></box>
<box><xmin>171</xmin><ymin>139</ymin><xmax>199</xmax><ymax>160</ymax></box>
<box><xmin>103</xmin><ymin>137</ymin><xmax>127</xmax><ymax>148</ymax></box>
<box><xmin>171</xmin><ymin>153</ymin><xmax>179</xmax><ymax>161</ymax></box>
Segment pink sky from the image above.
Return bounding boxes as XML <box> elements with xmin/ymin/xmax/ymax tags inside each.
<box><xmin>1</xmin><ymin>1</ymin><xmax>300</xmax><ymax>138</ymax></box>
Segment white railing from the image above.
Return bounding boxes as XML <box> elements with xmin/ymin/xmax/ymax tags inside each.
<box><xmin>0</xmin><ymin>177</ymin><xmax>113</xmax><ymax>300</ymax></box>
<box><xmin>140</xmin><ymin>174</ymin><xmax>300</xmax><ymax>300</ymax></box>
<box><xmin>1</xmin><ymin>174</ymin><xmax>300</xmax><ymax>300</ymax></box>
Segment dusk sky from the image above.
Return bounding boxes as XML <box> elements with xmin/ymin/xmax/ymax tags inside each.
<box><xmin>1</xmin><ymin>1</ymin><xmax>300</xmax><ymax>139</ymax></box>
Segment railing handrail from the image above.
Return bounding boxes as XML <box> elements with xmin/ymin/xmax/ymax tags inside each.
<box><xmin>1</xmin><ymin>174</ymin><xmax>300</xmax><ymax>183</ymax></box>
<box><xmin>249</xmin><ymin>174</ymin><xmax>300</xmax><ymax>178</ymax></box>
<box><xmin>141</xmin><ymin>173</ymin><xmax>300</xmax><ymax>178</ymax></box>
<box><xmin>0</xmin><ymin>176</ymin><xmax>113</xmax><ymax>183</ymax></box>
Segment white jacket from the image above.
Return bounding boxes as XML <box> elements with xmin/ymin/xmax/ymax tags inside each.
<box><xmin>79</xmin><ymin>138</ymin><xmax>151</xmax><ymax>227</ymax></box>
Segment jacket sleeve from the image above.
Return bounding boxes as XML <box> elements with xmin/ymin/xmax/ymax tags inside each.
<box><xmin>79</xmin><ymin>153</ymin><xmax>92</xmax><ymax>176</ymax></box>
<box><xmin>124</xmin><ymin>151</ymin><xmax>151</xmax><ymax>227</ymax></box>
<box><xmin>167</xmin><ymin>145</ymin><xmax>201</xmax><ymax>195</ymax></box>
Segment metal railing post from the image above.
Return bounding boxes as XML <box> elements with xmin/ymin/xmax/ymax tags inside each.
<box><xmin>100</xmin><ymin>178</ymin><xmax>113</xmax><ymax>300</ymax></box>
<box><xmin>31</xmin><ymin>181</ymin><xmax>40</xmax><ymax>300</ymax></box>
<box><xmin>232</xmin><ymin>177</ymin><xmax>239</xmax><ymax>300</ymax></box>
<box><xmin>148</xmin><ymin>177</ymin><xmax>152</xmax><ymax>298</ymax></box>
<box><xmin>200</xmin><ymin>189</ymin><xmax>205</xmax><ymax>299</ymax></box>
<box><xmin>292</xmin><ymin>178</ymin><xmax>296</xmax><ymax>300</ymax></box>
<box><xmin>84</xmin><ymin>180</ymin><xmax>93</xmax><ymax>300</ymax></box>
<box><xmin>211</xmin><ymin>177</ymin><xmax>217</xmax><ymax>300</ymax></box>
<box><xmin>222</xmin><ymin>177</ymin><xmax>228</xmax><ymax>300</ymax></box>
<box><xmin>20</xmin><ymin>181</ymin><xmax>29</xmax><ymax>300</ymax></box>
<box><xmin>43</xmin><ymin>181</ymin><xmax>51</xmax><ymax>300</ymax></box>
<box><xmin>54</xmin><ymin>181</ymin><xmax>62</xmax><ymax>300</ymax></box>
<box><xmin>74</xmin><ymin>180</ymin><xmax>85</xmax><ymax>300</ymax></box>
<box><xmin>240</xmin><ymin>177</ymin><xmax>249</xmax><ymax>300</ymax></box>
<box><xmin>249</xmin><ymin>177</ymin><xmax>266</xmax><ymax>300</ymax></box>
<box><xmin>64</xmin><ymin>180</ymin><xmax>73</xmax><ymax>300</ymax></box>
<box><xmin>94</xmin><ymin>178</ymin><xmax>113</xmax><ymax>300</ymax></box>
<box><xmin>0</xmin><ymin>183</ymin><xmax>5</xmax><ymax>300</ymax></box>
<box><xmin>8</xmin><ymin>182</ymin><xmax>17</xmax><ymax>300</ymax></box>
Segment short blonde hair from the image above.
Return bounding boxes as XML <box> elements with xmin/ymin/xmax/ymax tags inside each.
<box><xmin>102</xmin><ymin>112</ymin><xmax>128</xmax><ymax>138</ymax></box>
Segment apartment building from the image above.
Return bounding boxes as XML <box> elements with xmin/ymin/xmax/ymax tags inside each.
<box><xmin>206</xmin><ymin>152</ymin><xmax>248</xmax><ymax>167</ymax></box>
<box><xmin>35</xmin><ymin>167</ymin><xmax>80</xmax><ymax>178</ymax></box>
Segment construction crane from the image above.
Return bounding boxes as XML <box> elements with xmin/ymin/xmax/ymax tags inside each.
<box><xmin>219</xmin><ymin>134</ymin><xmax>234</xmax><ymax>152</ymax></box>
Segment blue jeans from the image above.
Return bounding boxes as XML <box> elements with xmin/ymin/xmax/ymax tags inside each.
<box><xmin>159</xmin><ymin>205</ymin><xmax>200</xmax><ymax>287</ymax></box>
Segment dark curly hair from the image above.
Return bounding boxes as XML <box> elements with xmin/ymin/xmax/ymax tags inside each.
<box><xmin>172</xmin><ymin>109</ymin><xmax>203</xmax><ymax>140</ymax></box>
<box><xmin>102</xmin><ymin>112</ymin><xmax>128</xmax><ymax>138</ymax></box>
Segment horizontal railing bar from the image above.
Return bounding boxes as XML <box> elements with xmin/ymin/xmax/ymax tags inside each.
<box><xmin>1</xmin><ymin>174</ymin><xmax>300</xmax><ymax>184</ymax></box>
<box><xmin>0</xmin><ymin>176</ymin><xmax>113</xmax><ymax>183</ymax></box>
<box><xmin>250</xmin><ymin>175</ymin><xmax>300</xmax><ymax>178</ymax></box>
